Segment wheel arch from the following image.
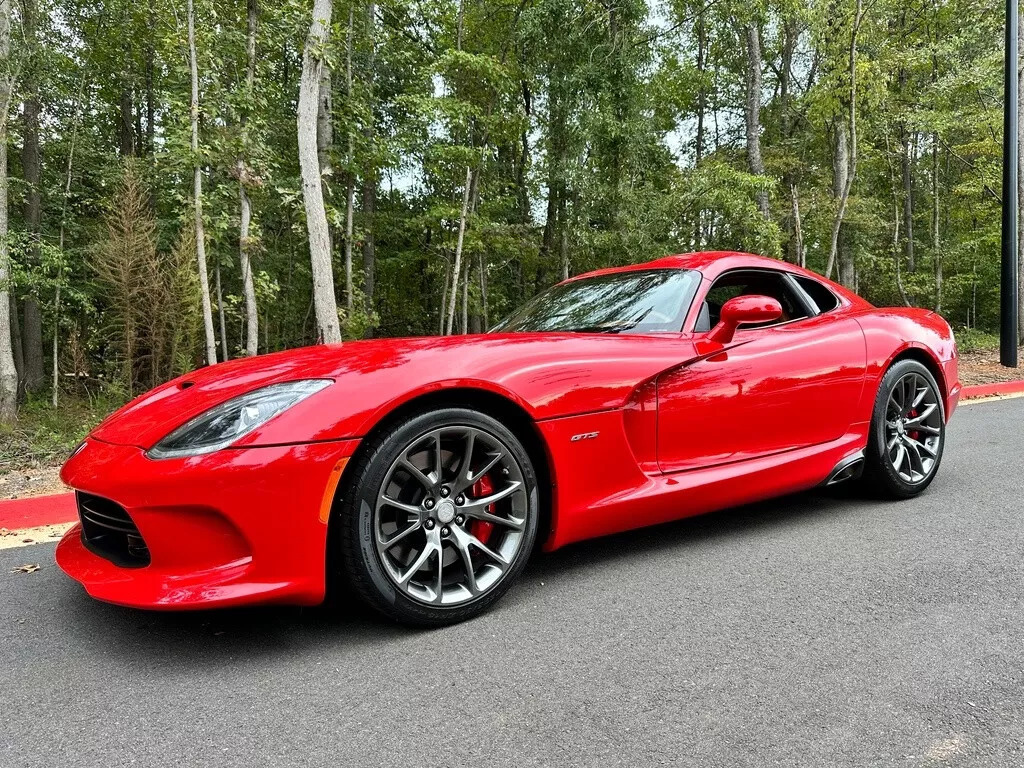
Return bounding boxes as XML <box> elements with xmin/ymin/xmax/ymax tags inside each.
<box><xmin>326</xmin><ymin>386</ymin><xmax>556</xmax><ymax>581</ymax></box>
<box><xmin>887</xmin><ymin>345</ymin><xmax>948</xmax><ymax>405</ymax></box>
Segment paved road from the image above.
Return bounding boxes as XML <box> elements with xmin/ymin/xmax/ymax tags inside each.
<box><xmin>3</xmin><ymin>399</ymin><xmax>1023</xmax><ymax>768</ymax></box>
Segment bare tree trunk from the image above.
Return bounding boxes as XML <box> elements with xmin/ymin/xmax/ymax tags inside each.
<box><xmin>238</xmin><ymin>0</ymin><xmax>258</xmax><ymax>356</ymax></box>
<box><xmin>825</xmin><ymin>0</ymin><xmax>866</xmax><ymax>285</ymax></box>
<box><xmin>0</xmin><ymin>0</ymin><xmax>18</xmax><ymax>420</ymax></box>
<box><xmin>53</xmin><ymin>73</ymin><xmax>86</xmax><ymax>407</ymax></box>
<box><xmin>119</xmin><ymin>87</ymin><xmax>134</xmax><ymax>156</ymax></box>
<box><xmin>19</xmin><ymin>0</ymin><xmax>43</xmax><ymax>394</ymax></box>
<box><xmin>361</xmin><ymin>1</ymin><xmax>377</xmax><ymax>331</ymax></box>
<box><xmin>145</xmin><ymin>0</ymin><xmax>155</xmax><ymax>153</ymax></box>
<box><xmin>188</xmin><ymin>0</ymin><xmax>218</xmax><ymax>364</ymax></box>
<box><xmin>743</xmin><ymin>22</ymin><xmax>770</xmax><ymax>219</ymax></box>
<box><xmin>460</xmin><ymin>257</ymin><xmax>469</xmax><ymax>335</ymax></box>
<box><xmin>693</xmin><ymin>10</ymin><xmax>706</xmax><ymax>247</ymax></box>
<box><xmin>215</xmin><ymin>258</ymin><xmax>228</xmax><ymax>360</ymax></box>
<box><xmin>790</xmin><ymin>183</ymin><xmax>804</xmax><ymax>267</ymax></box>
<box><xmin>478</xmin><ymin>251</ymin><xmax>488</xmax><ymax>329</ymax></box>
<box><xmin>343</xmin><ymin>6</ymin><xmax>355</xmax><ymax>317</ymax></box>
<box><xmin>902</xmin><ymin>130</ymin><xmax>916</xmax><ymax>273</ymax></box>
<box><xmin>298</xmin><ymin>0</ymin><xmax>341</xmax><ymax>344</ymax></box>
<box><xmin>446</xmin><ymin>167</ymin><xmax>474</xmax><ymax>335</ymax></box>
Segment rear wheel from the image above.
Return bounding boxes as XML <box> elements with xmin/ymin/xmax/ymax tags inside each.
<box><xmin>862</xmin><ymin>359</ymin><xmax>945</xmax><ymax>498</ymax></box>
<box><xmin>336</xmin><ymin>408</ymin><xmax>538</xmax><ymax>626</ymax></box>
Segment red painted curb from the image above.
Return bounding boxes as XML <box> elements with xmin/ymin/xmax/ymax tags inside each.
<box><xmin>961</xmin><ymin>380</ymin><xmax>1024</xmax><ymax>400</ymax></box>
<box><xmin>0</xmin><ymin>492</ymin><xmax>76</xmax><ymax>530</ymax></box>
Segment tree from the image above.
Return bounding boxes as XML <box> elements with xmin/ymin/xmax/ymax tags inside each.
<box><xmin>20</xmin><ymin>0</ymin><xmax>44</xmax><ymax>392</ymax></box>
<box><xmin>298</xmin><ymin>0</ymin><xmax>342</xmax><ymax>344</ymax></box>
<box><xmin>188</xmin><ymin>0</ymin><xmax>218</xmax><ymax>364</ymax></box>
<box><xmin>0</xmin><ymin>0</ymin><xmax>18</xmax><ymax>420</ymax></box>
<box><xmin>238</xmin><ymin>0</ymin><xmax>259</xmax><ymax>356</ymax></box>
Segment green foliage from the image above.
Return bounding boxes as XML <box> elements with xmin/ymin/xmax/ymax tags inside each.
<box><xmin>2</xmin><ymin>0</ymin><xmax>1018</xmax><ymax>425</ymax></box>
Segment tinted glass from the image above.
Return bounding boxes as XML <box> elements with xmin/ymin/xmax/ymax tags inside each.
<box><xmin>794</xmin><ymin>276</ymin><xmax>840</xmax><ymax>313</ymax></box>
<box><xmin>493</xmin><ymin>269</ymin><xmax>701</xmax><ymax>334</ymax></box>
<box><xmin>699</xmin><ymin>270</ymin><xmax>809</xmax><ymax>330</ymax></box>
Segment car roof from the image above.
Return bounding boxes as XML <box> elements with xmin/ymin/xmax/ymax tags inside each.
<box><xmin>567</xmin><ymin>250</ymin><xmax>865</xmax><ymax>305</ymax></box>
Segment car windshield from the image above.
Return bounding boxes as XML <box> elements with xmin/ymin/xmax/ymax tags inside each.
<box><xmin>492</xmin><ymin>269</ymin><xmax>701</xmax><ymax>334</ymax></box>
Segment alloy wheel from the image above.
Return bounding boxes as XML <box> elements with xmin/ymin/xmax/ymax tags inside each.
<box><xmin>884</xmin><ymin>372</ymin><xmax>942</xmax><ymax>484</ymax></box>
<box><xmin>374</xmin><ymin>426</ymin><xmax>529</xmax><ymax>606</ymax></box>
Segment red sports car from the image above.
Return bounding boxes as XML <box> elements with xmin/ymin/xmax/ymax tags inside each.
<box><xmin>58</xmin><ymin>252</ymin><xmax>959</xmax><ymax>625</ymax></box>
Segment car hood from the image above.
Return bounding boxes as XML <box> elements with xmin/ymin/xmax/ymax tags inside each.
<box><xmin>90</xmin><ymin>333</ymin><xmax>704</xmax><ymax>449</ymax></box>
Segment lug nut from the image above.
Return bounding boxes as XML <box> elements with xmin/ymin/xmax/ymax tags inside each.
<box><xmin>455</xmin><ymin>515</ymin><xmax>465</xmax><ymax>526</ymax></box>
<box><xmin>441</xmin><ymin>526</ymin><xmax>450</xmax><ymax>537</ymax></box>
<box><xmin>455</xmin><ymin>494</ymin><xmax>465</xmax><ymax>505</ymax></box>
<box><xmin>424</xmin><ymin>498</ymin><xmax>435</xmax><ymax>509</ymax></box>
<box><xmin>424</xmin><ymin>519</ymin><xmax>435</xmax><ymax>530</ymax></box>
<box><xmin>440</xmin><ymin>487</ymin><xmax>451</xmax><ymax>498</ymax></box>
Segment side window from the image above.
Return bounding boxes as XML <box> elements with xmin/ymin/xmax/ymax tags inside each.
<box><xmin>794</xmin><ymin>276</ymin><xmax>840</xmax><ymax>313</ymax></box>
<box><xmin>696</xmin><ymin>270</ymin><xmax>811</xmax><ymax>331</ymax></box>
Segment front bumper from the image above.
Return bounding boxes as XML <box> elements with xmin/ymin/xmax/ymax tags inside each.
<box><xmin>57</xmin><ymin>437</ymin><xmax>359</xmax><ymax>609</ymax></box>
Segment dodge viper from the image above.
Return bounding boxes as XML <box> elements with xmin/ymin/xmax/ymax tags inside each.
<box><xmin>57</xmin><ymin>251</ymin><xmax>960</xmax><ymax>625</ymax></box>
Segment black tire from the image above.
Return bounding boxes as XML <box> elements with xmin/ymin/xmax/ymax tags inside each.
<box><xmin>336</xmin><ymin>407</ymin><xmax>539</xmax><ymax>627</ymax></box>
<box><xmin>862</xmin><ymin>359</ymin><xmax>946</xmax><ymax>499</ymax></box>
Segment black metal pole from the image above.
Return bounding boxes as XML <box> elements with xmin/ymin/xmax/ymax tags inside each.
<box><xmin>1002</xmin><ymin>0</ymin><xmax>1020</xmax><ymax>367</ymax></box>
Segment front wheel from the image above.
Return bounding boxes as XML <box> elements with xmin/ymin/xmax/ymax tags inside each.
<box><xmin>862</xmin><ymin>359</ymin><xmax>945</xmax><ymax>499</ymax></box>
<box><xmin>336</xmin><ymin>408</ymin><xmax>539</xmax><ymax>626</ymax></box>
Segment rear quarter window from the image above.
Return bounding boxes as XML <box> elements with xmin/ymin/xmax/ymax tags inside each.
<box><xmin>795</xmin><ymin>276</ymin><xmax>840</xmax><ymax>313</ymax></box>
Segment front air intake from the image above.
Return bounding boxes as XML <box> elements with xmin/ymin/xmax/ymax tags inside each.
<box><xmin>77</xmin><ymin>492</ymin><xmax>151</xmax><ymax>568</ymax></box>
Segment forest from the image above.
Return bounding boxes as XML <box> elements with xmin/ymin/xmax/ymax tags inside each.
<box><xmin>0</xmin><ymin>0</ymin><xmax>1020</xmax><ymax>438</ymax></box>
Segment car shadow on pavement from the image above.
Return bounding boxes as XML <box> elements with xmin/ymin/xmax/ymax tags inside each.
<box><xmin>50</xmin><ymin>486</ymin><xmax>863</xmax><ymax>660</ymax></box>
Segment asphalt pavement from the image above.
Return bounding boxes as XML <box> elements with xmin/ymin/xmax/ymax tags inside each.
<box><xmin>2</xmin><ymin>398</ymin><xmax>1023</xmax><ymax>767</ymax></box>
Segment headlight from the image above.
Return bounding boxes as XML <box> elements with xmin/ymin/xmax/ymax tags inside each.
<box><xmin>146</xmin><ymin>379</ymin><xmax>332</xmax><ymax>459</ymax></box>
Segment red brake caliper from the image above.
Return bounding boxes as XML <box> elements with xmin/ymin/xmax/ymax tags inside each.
<box><xmin>469</xmin><ymin>474</ymin><xmax>495</xmax><ymax>543</ymax></box>
<box><xmin>906</xmin><ymin>408</ymin><xmax>919</xmax><ymax>441</ymax></box>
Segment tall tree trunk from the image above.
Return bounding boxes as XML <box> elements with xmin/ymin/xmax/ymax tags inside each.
<box><xmin>145</xmin><ymin>0</ymin><xmax>155</xmax><ymax>153</ymax></box>
<box><xmin>460</xmin><ymin>257</ymin><xmax>469</xmax><ymax>335</ymax></box>
<box><xmin>446</xmin><ymin>167</ymin><xmax>474</xmax><ymax>335</ymax></box>
<box><xmin>297</xmin><ymin>0</ymin><xmax>342</xmax><ymax>344</ymax></box>
<box><xmin>780</xmin><ymin>15</ymin><xmax>798</xmax><ymax>262</ymax></box>
<box><xmin>824</xmin><ymin>0</ymin><xmax>866</xmax><ymax>285</ymax></box>
<box><xmin>20</xmin><ymin>0</ymin><xmax>43</xmax><ymax>394</ymax></box>
<box><xmin>238</xmin><ymin>0</ymin><xmax>258</xmax><ymax>355</ymax></box>
<box><xmin>743</xmin><ymin>22</ymin><xmax>770</xmax><ymax>218</ymax></box>
<box><xmin>343</xmin><ymin>6</ymin><xmax>355</xmax><ymax>317</ymax></box>
<box><xmin>0</xmin><ymin>0</ymin><xmax>18</xmax><ymax>420</ymax></box>
<box><xmin>790</xmin><ymin>183</ymin><xmax>804</xmax><ymax>267</ymax></box>
<box><xmin>215</xmin><ymin>258</ymin><xmax>228</xmax><ymax>360</ymax></box>
<box><xmin>902</xmin><ymin>130</ymin><xmax>915</xmax><ymax>274</ymax></box>
<box><xmin>119</xmin><ymin>87</ymin><xmax>134</xmax><ymax>156</ymax></box>
<box><xmin>361</xmin><ymin>1</ymin><xmax>377</xmax><ymax>331</ymax></box>
<box><xmin>53</xmin><ymin>73</ymin><xmax>86</xmax><ymax>407</ymax></box>
<box><xmin>188</xmin><ymin>0</ymin><xmax>219</xmax><ymax>364</ymax></box>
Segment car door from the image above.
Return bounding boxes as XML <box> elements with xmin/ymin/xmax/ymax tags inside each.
<box><xmin>656</xmin><ymin>269</ymin><xmax>867</xmax><ymax>474</ymax></box>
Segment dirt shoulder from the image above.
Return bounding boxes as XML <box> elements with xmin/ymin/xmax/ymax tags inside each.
<box><xmin>0</xmin><ymin>466</ymin><xmax>68</xmax><ymax>500</ymax></box>
<box><xmin>959</xmin><ymin>346</ymin><xmax>1024</xmax><ymax>387</ymax></box>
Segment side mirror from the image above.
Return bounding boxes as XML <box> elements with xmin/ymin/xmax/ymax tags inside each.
<box><xmin>707</xmin><ymin>295</ymin><xmax>783</xmax><ymax>344</ymax></box>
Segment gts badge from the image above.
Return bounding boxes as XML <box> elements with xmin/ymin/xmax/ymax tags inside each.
<box><xmin>570</xmin><ymin>431</ymin><xmax>600</xmax><ymax>443</ymax></box>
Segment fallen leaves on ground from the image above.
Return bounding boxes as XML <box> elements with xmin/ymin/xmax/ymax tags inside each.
<box><xmin>10</xmin><ymin>564</ymin><xmax>40</xmax><ymax>574</ymax></box>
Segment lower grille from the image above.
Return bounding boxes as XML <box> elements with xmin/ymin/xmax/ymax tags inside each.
<box><xmin>77</xmin><ymin>492</ymin><xmax>151</xmax><ymax>568</ymax></box>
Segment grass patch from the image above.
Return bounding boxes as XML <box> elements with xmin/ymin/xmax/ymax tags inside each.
<box><xmin>0</xmin><ymin>393</ymin><xmax>126</xmax><ymax>471</ymax></box>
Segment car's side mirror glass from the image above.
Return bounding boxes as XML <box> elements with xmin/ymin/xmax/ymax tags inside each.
<box><xmin>707</xmin><ymin>295</ymin><xmax>783</xmax><ymax>344</ymax></box>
